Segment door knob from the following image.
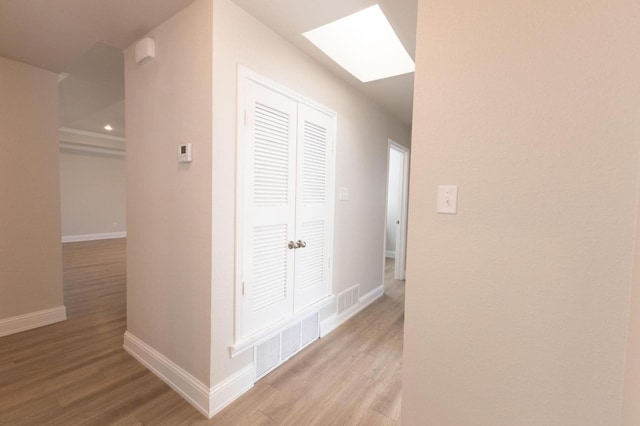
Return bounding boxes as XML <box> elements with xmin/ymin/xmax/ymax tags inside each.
<box><xmin>296</xmin><ymin>240</ymin><xmax>307</xmax><ymax>248</ymax></box>
<box><xmin>288</xmin><ymin>241</ymin><xmax>298</xmax><ymax>250</ymax></box>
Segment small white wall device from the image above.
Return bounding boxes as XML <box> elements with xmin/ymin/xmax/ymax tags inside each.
<box><xmin>437</xmin><ymin>185</ymin><xmax>458</xmax><ymax>214</ymax></box>
<box><xmin>178</xmin><ymin>143</ymin><xmax>193</xmax><ymax>163</ymax></box>
<box><xmin>135</xmin><ymin>37</ymin><xmax>156</xmax><ymax>64</ymax></box>
<box><xmin>339</xmin><ymin>187</ymin><xmax>350</xmax><ymax>201</ymax></box>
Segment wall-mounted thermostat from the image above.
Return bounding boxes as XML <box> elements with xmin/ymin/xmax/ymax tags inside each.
<box><xmin>178</xmin><ymin>143</ymin><xmax>193</xmax><ymax>163</ymax></box>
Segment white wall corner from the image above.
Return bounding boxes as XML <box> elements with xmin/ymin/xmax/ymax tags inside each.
<box><xmin>320</xmin><ymin>284</ymin><xmax>385</xmax><ymax>337</ymax></box>
<box><xmin>0</xmin><ymin>306</ymin><xmax>67</xmax><ymax>338</ymax></box>
<box><xmin>123</xmin><ymin>331</ymin><xmax>211</xmax><ymax>417</ymax></box>
<box><xmin>208</xmin><ymin>364</ymin><xmax>255</xmax><ymax>418</ymax></box>
<box><xmin>62</xmin><ymin>232</ymin><xmax>127</xmax><ymax>243</ymax></box>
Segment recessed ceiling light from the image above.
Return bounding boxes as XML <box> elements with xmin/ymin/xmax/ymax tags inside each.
<box><xmin>302</xmin><ymin>4</ymin><xmax>415</xmax><ymax>83</ymax></box>
<box><xmin>104</xmin><ymin>124</ymin><xmax>113</xmax><ymax>131</ymax></box>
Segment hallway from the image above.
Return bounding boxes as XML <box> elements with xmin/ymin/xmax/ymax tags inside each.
<box><xmin>210</xmin><ymin>258</ymin><xmax>405</xmax><ymax>425</ymax></box>
<box><xmin>0</xmin><ymin>240</ymin><xmax>404</xmax><ymax>425</ymax></box>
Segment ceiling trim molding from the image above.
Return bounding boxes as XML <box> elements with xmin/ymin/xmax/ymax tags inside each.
<box><xmin>59</xmin><ymin>142</ymin><xmax>125</xmax><ymax>157</ymax></box>
<box><xmin>59</xmin><ymin>127</ymin><xmax>125</xmax><ymax>142</ymax></box>
<box><xmin>59</xmin><ymin>127</ymin><xmax>125</xmax><ymax>156</ymax></box>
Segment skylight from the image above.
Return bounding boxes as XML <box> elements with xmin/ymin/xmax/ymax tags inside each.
<box><xmin>302</xmin><ymin>4</ymin><xmax>415</xmax><ymax>83</ymax></box>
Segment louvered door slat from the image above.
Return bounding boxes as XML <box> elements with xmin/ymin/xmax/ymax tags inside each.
<box><xmin>302</xmin><ymin>119</ymin><xmax>328</xmax><ymax>205</ymax></box>
<box><xmin>253</xmin><ymin>100</ymin><xmax>291</xmax><ymax>208</ymax></box>
<box><xmin>241</xmin><ymin>81</ymin><xmax>297</xmax><ymax>339</ymax></box>
<box><xmin>297</xmin><ymin>221</ymin><xmax>325</xmax><ymax>290</ymax></box>
<box><xmin>294</xmin><ymin>104</ymin><xmax>335</xmax><ymax>312</ymax></box>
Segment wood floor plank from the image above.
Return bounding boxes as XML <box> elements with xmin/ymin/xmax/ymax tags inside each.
<box><xmin>358</xmin><ymin>409</ymin><xmax>397</xmax><ymax>426</ymax></box>
<box><xmin>0</xmin><ymin>239</ymin><xmax>406</xmax><ymax>425</ymax></box>
<box><xmin>131</xmin><ymin>387</ymin><xmax>200</xmax><ymax>425</ymax></box>
<box><xmin>110</xmin><ymin>414</ymin><xmax>145</xmax><ymax>426</ymax></box>
<box><xmin>370</xmin><ymin>366</ymin><xmax>403</xmax><ymax>421</ymax></box>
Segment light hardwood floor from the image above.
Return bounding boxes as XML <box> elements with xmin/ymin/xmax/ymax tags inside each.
<box><xmin>0</xmin><ymin>240</ymin><xmax>404</xmax><ymax>425</ymax></box>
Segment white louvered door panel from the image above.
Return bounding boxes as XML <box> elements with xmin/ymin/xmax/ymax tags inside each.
<box><xmin>242</xmin><ymin>81</ymin><xmax>297</xmax><ymax>339</ymax></box>
<box><xmin>294</xmin><ymin>104</ymin><xmax>335</xmax><ymax>312</ymax></box>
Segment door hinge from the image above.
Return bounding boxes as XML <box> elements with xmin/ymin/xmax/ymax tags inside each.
<box><xmin>242</xmin><ymin>281</ymin><xmax>246</xmax><ymax>296</ymax></box>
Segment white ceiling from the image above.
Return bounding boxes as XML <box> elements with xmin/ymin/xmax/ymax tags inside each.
<box><xmin>0</xmin><ymin>0</ymin><xmax>195</xmax><ymax>139</ymax></box>
<box><xmin>0</xmin><ymin>0</ymin><xmax>196</xmax><ymax>72</ymax></box>
<box><xmin>231</xmin><ymin>0</ymin><xmax>417</xmax><ymax>126</ymax></box>
<box><xmin>59</xmin><ymin>43</ymin><xmax>125</xmax><ymax>138</ymax></box>
<box><xmin>0</xmin><ymin>0</ymin><xmax>416</xmax><ymax>138</ymax></box>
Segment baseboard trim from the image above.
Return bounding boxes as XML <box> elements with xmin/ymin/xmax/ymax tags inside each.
<box><xmin>62</xmin><ymin>232</ymin><xmax>127</xmax><ymax>243</ymax></box>
<box><xmin>320</xmin><ymin>284</ymin><xmax>384</xmax><ymax>337</ymax></box>
<box><xmin>123</xmin><ymin>331</ymin><xmax>255</xmax><ymax>419</ymax></box>
<box><xmin>123</xmin><ymin>331</ymin><xmax>211</xmax><ymax>417</ymax></box>
<box><xmin>0</xmin><ymin>306</ymin><xmax>67</xmax><ymax>338</ymax></box>
<box><xmin>209</xmin><ymin>364</ymin><xmax>255</xmax><ymax>418</ymax></box>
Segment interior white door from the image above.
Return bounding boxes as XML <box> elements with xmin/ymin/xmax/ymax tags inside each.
<box><xmin>294</xmin><ymin>104</ymin><xmax>334</xmax><ymax>311</ymax></box>
<box><xmin>388</xmin><ymin>142</ymin><xmax>409</xmax><ymax>281</ymax></box>
<box><xmin>241</xmin><ymin>81</ymin><xmax>297</xmax><ymax>338</ymax></box>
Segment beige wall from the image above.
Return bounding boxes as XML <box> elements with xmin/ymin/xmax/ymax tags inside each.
<box><xmin>403</xmin><ymin>0</ymin><xmax>640</xmax><ymax>424</ymax></box>
<box><xmin>623</xmin><ymin>208</ymin><xmax>640</xmax><ymax>423</ymax></box>
<box><xmin>125</xmin><ymin>0</ymin><xmax>213</xmax><ymax>384</ymax></box>
<box><xmin>59</xmin><ymin>149</ymin><xmax>126</xmax><ymax>237</ymax></box>
<box><xmin>0</xmin><ymin>56</ymin><xmax>63</xmax><ymax>319</ymax></box>
<box><xmin>210</xmin><ymin>0</ymin><xmax>411</xmax><ymax>385</ymax></box>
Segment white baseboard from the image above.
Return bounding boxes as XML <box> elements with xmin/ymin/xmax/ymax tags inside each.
<box><xmin>62</xmin><ymin>232</ymin><xmax>126</xmax><ymax>243</ymax></box>
<box><xmin>385</xmin><ymin>250</ymin><xmax>396</xmax><ymax>259</ymax></box>
<box><xmin>320</xmin><ymin>284</ymin><xmax>385</xmax><ymax>337</ymax></box>
<box><xmin>0</xmin><ymin>306</ymin><xmax>67</xmax><ymax>338</ymax></box>
<box><xmin>123</xmin><ymin>331</ymin><xmax>211</xmax><ymax>417</ymax></box>
<box><xmin>209</xmin><ymin>364</ymin><xmax>255</xmax><ymax>418</ymax></box>
<box><xmin>123</xmin><ymin>331</ymin><xmax>255</xmax><ymax>419</ymax></box>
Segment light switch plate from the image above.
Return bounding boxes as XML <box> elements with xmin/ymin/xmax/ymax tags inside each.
<box><xmin>437</xmin><ymin>185</ymin><xmax>458</xmax><ymax>214</ymax></box>
<box><xmin>339</xmin><ymin>187</ymin><xmax>350</xmax><ymax>201</ymax></box>
<box><xmin>178</xmin><ymin>143</ymin><xmax>193</xmax><ymax>163</ymax></box>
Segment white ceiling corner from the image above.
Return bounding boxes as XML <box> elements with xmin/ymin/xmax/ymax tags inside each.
<box><xmin>0</xmin><ymin>0</ymin><xmax>415</xmax><ymax>137</ymax></box>
<box><xmin>230</xmin><ymin>0</ymin><xmax>417</xmax><ymax>126</ymax></box>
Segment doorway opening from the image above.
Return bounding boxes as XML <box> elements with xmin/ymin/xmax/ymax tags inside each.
<box><xmin>385</xmin><ymin>140</ymin><xmax>410</xmax><ymax>281</ymax></box>
<box><xmin>58</xmin><ymin>42</ymin><xmax>126</xmax><ymax>245</ymax></box>
<box><xmin>58</xmin><ymin>42</ymin><xmax>127</xmax><ymax>319</ymax></box>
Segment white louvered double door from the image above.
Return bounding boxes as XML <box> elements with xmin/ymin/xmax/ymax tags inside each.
<box><xmin>239</xmin><ymin>78</ymin><xmax>335</xmax><ymax>340</ymax></box>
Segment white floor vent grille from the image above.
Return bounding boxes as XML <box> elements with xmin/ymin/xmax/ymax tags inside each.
<box><xmin>255</xmin><ymin>313</ymin><xmax>319</xmax><ymax>380</ymax></box>
<box><xmin>255</xmin><ymin>334</ymin><xmax>280</xmax><ymax>379</ymax></box>
<box><xmin>301</xmin><ymin>314</ymin><xmax>319</xmax><ymax>347</ymax></box>
<box><xmin>281</xmin><ymin>323</ymin><xmax>301</xmax><ymax>360</ymax></box>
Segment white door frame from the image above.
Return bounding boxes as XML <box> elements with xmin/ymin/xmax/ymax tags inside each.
<box><xmin>234</xmin><ymin>66</ymin><xmax>337</xmax><ymax>349</ymax></box>
<box><xmin>385</xmin><ymin>140</ymin><xmax>410</xmax><ymax>280</ymax></box>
